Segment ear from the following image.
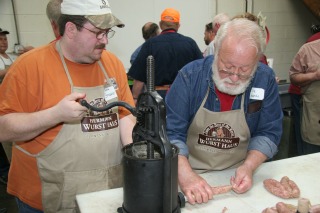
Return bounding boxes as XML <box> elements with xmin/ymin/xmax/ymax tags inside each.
<box><xmin>64</xmin><ymin>22</ymin><xmax>78</xmax><ymax>39</ymax></box>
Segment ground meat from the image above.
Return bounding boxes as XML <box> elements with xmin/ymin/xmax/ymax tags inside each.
<box><xmin>263</xmin><ymin>176</ymin><xmax>300</xmax><ymax>199</ymax></box>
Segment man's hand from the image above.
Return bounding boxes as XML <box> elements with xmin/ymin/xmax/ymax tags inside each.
<box><xmin>178</xmin><ymin>155</ymin><xmax>213</xmax><ymax>204</ymax></box>
<box><xmin>230</xmin><ymin>163</ymin><xmax>253</xmax><ymax>194</ymax></box>
<box><xmin>53</xmin><ymin>92</ymin><xmax>88</xmax><ymax>123</ymax></box>
<box><xmin>231</xmin><ymin>150</ymin><xmax>267</xmax><ymax>194</ymax></box>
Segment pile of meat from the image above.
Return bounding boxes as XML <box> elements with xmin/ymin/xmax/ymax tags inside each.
<box><xmin>263</xmin><ymin>176</ymin><xmax>300</xmax><ymax>199</ymax></box>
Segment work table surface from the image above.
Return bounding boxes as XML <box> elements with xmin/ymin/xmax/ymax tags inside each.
<box><xmin>76</xmin><ymin>153</ymin><xmax>320</xmax><ymax>213</ymax></box>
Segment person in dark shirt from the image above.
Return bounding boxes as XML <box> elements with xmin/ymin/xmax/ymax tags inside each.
<box><xmin>130</xmin><ymin>22</ymin><xmax>160</xmax><ymax>65</ymax></box>
<box><xmin>128</xmin><ymin>8</ymin><xmax>203</xmax><ymax>102</ymax></box>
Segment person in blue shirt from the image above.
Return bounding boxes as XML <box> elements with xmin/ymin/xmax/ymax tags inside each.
<box><xmin>166</xmin><ymin>18</ymin><xmax>283</xmax><ymax>205</ymax></box>
<box><xmin>128</xmin><ymin>8</ymin><xmax>203</xmax><ymax>102</ymax></box>
<box><xmin>130</xmin><ymin>22</ymin><xmax>160</xmax><ymax>65</ymax></box>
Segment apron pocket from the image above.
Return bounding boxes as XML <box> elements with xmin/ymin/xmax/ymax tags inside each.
<box><xmin>107</xmin><ymin>164</ymin><xmax>123</xmax><ymax>188</ymax></box>
<box><xmin>61</xmin><ymin>167</ymin><xmax>109</xmax><ymax>210</ymax></box>
<box><xmin>39</xmin><ymin>168</ymin><xmax>64</xmax><ymax>213</ymax></box>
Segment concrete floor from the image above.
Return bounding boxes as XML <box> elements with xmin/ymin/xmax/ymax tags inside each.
<box><xmin>0</xmin><ymin>183</ymin><xmax>18</xmax><ymax>213</ymax></box>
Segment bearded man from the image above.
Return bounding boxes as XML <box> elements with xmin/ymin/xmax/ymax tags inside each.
<box><xmin>165</xmin><ymin>18</ymin><xmax>283</xmax><ymax>205</ymax></box>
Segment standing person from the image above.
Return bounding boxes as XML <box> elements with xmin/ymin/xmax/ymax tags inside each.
<box><xmin>128</xmin><ymin>8</ymin><xmax>203</xmax><ymax>101</ymax></box>
<box><xmin>232</xmin><ymin>12</ymin><xmax>269</xmax><ymax>65</ymax></box>
<box><xmin>46</xmin><ymin>0</ymin><xmax>63</xmax><ymax>39</ymax></box>
<box><xmin>288</xmin><ymin>23</ymin><xmax>320</xmax><ymax>156</ymax></box>
<box><xmin>0</xmin><ymin>28</ymin><xmax>17</xmax><ymax>190</ymax></box>
<box><xmin>166</xmin><ymin>19</ymin><xmax>283</xmax><ymax>205</ymax></box>
<box><xmin>203</xmin><ymin>13</ymin><xmax>230</xmax><ymax>57</ymax></box>
<box><xmin>0</xmin><ymin>28</ymin><xmax>17</xmax><ymax>83</ymax></box>
<box><xmin>130</xmin><ymin>22</ymin><xmax>160</xmax><ymax>64</ymax></box>
<box><xmin>0</xmin><ymin>0</ymin><xmax>135</xmax><ymax>212</ymax></box>
<box><xmin>289</xmin><ymin>39</ymin><xmax>320</xmax><ymax>155</ymax></box>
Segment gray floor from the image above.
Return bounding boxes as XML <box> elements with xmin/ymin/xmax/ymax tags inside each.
<box><xmin>0</xmin><ymin>183</ymin><xmax>18</xmax><ymax>213</ymax></box>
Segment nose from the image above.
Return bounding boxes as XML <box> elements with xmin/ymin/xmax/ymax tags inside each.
<box><xmin>229</xmin><ymin>73</ymin><xmax>240</xmax><ymax>82</ymax></box>
<box><xmin>100</xmin><ymin>35</ymin><xmax>108</xmax><ymax>45</ymax></box>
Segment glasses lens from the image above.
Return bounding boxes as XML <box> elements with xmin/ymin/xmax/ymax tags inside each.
<box><xmin>219</xmin><ymin>70</ymin><xmax>251</xmax><ymax>80</ymax></box>
<box><xmin>107</xmin><ymin>30</ymin><xmax>115</xmax><ymax>39</ymax></box>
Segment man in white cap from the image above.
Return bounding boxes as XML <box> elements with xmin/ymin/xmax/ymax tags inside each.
<box><xmin>0</xmin><ymin>0</ymin><xmax>135</xmax><ymax>212</ymax></box>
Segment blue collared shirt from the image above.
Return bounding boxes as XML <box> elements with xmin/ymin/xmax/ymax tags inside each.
<box><xmin>165</xmin><ymin>55</ymin><xmax>283</xmax><ymax>159</ymax></box>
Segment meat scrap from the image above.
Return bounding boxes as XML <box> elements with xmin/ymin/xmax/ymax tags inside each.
<box><xmin>263</xmin><ymin>176</ymin><xmax>300</xmax><ymax>199</ymax></box>
<box><xmin>262</xmin><ymin>202</ymin><xmax>296</xmax><ymax>213</ymax></box>
<box><xmin>262</xmin><ymin>198</ymin><xmax>320</xmax><ymax>213</ymax></box>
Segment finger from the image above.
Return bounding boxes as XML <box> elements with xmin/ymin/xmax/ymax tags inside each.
<box><xmin>185</xmin><ymin>191</ymin><xmax>196</xmax><ymax>205</ymax></box>
<box><xmin>68</xmin><ymin>92</ymin><xmax>86</xmax><ymax>101</ymax></box>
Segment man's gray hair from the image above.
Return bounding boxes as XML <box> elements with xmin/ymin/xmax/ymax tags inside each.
<box><xmin>46</xmin><ymin>0</ymin><xmax>62</xmax><ymax>23</ymax></box>
<box><xmin>214</xmin><ymin>18</ymin><xmax>266</xmax><ymax>58</ymax></box>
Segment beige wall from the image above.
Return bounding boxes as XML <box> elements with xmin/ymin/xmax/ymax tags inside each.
<box><xmin>0</xmin><ymin>0</ymin><xmax>318</xmax><ymax>82</ymax></box>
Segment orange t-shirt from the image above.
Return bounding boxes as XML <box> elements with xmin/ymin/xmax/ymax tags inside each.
<box><xmin>0</xmin><ymin>41</ymin><xmax>134</xmax><ymax>210</ymax></box>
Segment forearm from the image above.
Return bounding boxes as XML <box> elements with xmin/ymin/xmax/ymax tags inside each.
<box><xmin>131</xmin><ymin>80</ymin><xmax>144</xmax><ymax>100</ymax></box>
<box><xmin>119</xmin><ymin>114</ymin><xmax>136</xmax><ymax>146</ymax></box>
<box><xmin>0</xmin><ymin>107</ymin><xmax>61</xmax><ymax>142</ymax></box>
<box><xmin>242</xmin><ymin>150</ymin><xmax>267</xmax><ymax>172</ymax></box>
<box><xmin>290</xmin><ymin>71</ymin><xmax>320</xmax><ymax>87</ymax></box>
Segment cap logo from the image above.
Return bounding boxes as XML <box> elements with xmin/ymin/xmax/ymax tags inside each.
<box><xmin>163</xmin><ymin>16</ymin><xmax>174</xmax><ymax>21</ymax></box>
<box><xmin>100</xmin><ymin>0</ymin><xmax>110</xmax><ymax>9</ymax></box>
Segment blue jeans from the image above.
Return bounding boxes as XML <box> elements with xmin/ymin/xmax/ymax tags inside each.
<box><xmin>15</xmin><ymin>198</ymin><xmax>43</xmax><ymax>213</ymax></box>
<box><xmin>0</xmin><ymin>144</ymin><xmax>9</xmax><ymax>178</ymax></box>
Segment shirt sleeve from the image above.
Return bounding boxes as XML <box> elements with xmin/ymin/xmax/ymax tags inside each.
<box><xmin>165</xmin><ymin>69</ymin><xmax>192</xmax><ymax>157</ymax></box>
<box><xmin>127</xmin><ymin>43</ymin><xmax>149</xmax><ymax>82</ymax></box>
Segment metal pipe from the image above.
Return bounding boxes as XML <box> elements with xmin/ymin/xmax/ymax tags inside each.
<box><xmin>11</xmin><ymin>0</ymin><xmax>20</xmax><ymax>44</ymax></box>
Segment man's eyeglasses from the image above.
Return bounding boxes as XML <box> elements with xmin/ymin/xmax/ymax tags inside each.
<box><xmin>74</xmin><ymin>23</ymin><xmax>115</xmax><ymax>39</ymax></box>
<box><xmin>218</xmin><ymin>69</ymin><xmax>253</xmax><ymax>80</ymax></box>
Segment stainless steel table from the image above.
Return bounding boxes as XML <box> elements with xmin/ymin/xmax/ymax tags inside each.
<box><xmin>76</xmin><ymin>153</ymin><xmax>320</xmax><ymax>213</ymax></box>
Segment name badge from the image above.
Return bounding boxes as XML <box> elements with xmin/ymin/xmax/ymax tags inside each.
<box><xmin>250</xmin><ymin>88</ymin><xmax>265</xmax><ymax>100</ymax></box>
<box><xmin>104</xmin><ymin>86</ymin><xmax>117</xmax><ymax>101</ymax></box>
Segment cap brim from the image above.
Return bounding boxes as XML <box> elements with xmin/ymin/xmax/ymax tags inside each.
<box><xmin>85</xmin><ymin>13</ymin><xmax>124</xmax><ymax>29</ymax></box>
<box><xmin>0</xmin><ymin>31</ymin><xmax>9</xmax><ymax>35</ymax></box>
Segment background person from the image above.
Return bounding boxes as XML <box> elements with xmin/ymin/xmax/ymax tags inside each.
<box><xmin>203</xmin><ymin>13</ymin><xmax>230</xmax><ymax>57</ymax></box>
<box><xmin>130</xmin><ymin>22</ymin><xmax>160</xmax><ymax>64</ymax></box>
<box><xmin>289</xmin><ymin>39</ymin><xmax>320</xmax><ymax>154</ymax></box>
<box><xmin>166</xmin><ymin>18</ymin><xmax>283</xmax><ymax>205</ymax></box>
<box><xmin>0</xmin><ymin>28</ymin><xmax>17</xmax><ymax>83</ymax></box>
<box><xmin>128</xmin><ymin>8</ymin><xmax>203</xmax><ymax>102</ymax></box>
<box><xmin>46</xmin><ymin>0</ymin><xmax>63</xmax><ymax>39</ymax></box>
<box><xmin>0</xmin><ymin>0</ymin><xmax>135</xmax><ymax>212</ymax></box>
<box><xmin>288</xmin><ymin>23</ymin><xmax>320</xmax><ymax>156</ymax></box>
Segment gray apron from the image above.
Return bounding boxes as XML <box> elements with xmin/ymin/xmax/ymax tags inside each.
<box><xmin>187</xmin><ymin>89</ymin><xmax>250</xmax><ymax>173</ymax></box>
<box><xmin>15</xmin><ymin>41</ymin><xmax>123</xmax><ymax>212</ymax></box>
<box><xmin>301</xmin><ymin>81</ymin><xmax>320</xmax><ymax>145</ymax></box>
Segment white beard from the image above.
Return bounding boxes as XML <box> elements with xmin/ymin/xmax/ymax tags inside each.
<box><xmin>212</xmin><ymin>58</ymin><xmax>254</xmax><ymax>95</ymax></box>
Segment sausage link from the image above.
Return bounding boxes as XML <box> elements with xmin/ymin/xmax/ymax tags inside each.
<box><xmin>263</xmin><ymin>179</ymin><xmax>291</xmax><ymax>199</ymax></box>
<box><xmin>276</xmin><ymin>202</ymin><xmax>296</xmax><ymax>213</ymax></box>
<box><xmin>212</xmin><ymin>185</ymin><xmax>233</xmax><ymax>195</ymax></box>
<box><xmin>288</xmin><ymin>178</ymin><xmax>300</xmax><ymax>198</ymax></box>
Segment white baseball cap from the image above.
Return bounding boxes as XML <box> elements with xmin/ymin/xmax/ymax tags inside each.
<box><xmin>61</xmin><ymin>0</ymin><xmax>124</xmax><ymax>29</ymax></box>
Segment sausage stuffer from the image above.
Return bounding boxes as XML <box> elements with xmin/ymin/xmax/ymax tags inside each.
<box><xmin>80</xmin><ymin>55</ymin><xmax>185</xmax><ymax>213</ymax></box>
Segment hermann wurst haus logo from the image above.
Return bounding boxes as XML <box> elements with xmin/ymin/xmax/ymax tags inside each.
<box><xmin>198</xmin><ymin>123</ymin><xmax>240</xmax><ymax>149</ymax></box>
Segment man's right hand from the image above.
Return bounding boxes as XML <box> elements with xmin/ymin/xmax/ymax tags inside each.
<box><xmin>53</xmin><ymin>92</ymin><xmax>88</xmax><ymax>123</ymax></box>
<box><xmin>178</xmin><ymin>155</ymin><xmax>213</xmax><ymax>205</ymax></box>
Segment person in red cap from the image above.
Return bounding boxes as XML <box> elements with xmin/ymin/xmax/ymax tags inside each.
<box><xmin>0</xmin><ymin>0</ymin><xmax>135</xmax><ymax>212</ymax></box>
<box><xmin>128</xmin><ymin>8</ymin><xmax>203</xmax><ymax>103</ymax></box>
